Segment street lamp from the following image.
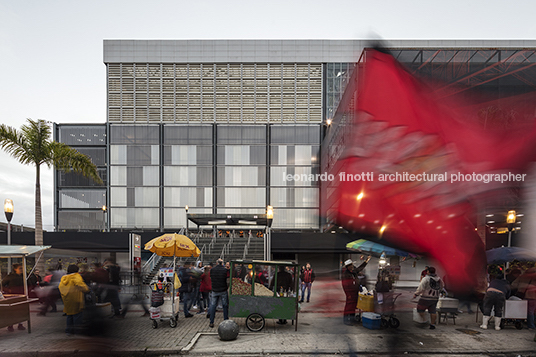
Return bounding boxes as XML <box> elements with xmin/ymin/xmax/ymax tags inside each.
<box><xmin>506</xmin><ymin>210</ymin><xmax>516</xmax><ymax>248</ymax></box>
<box><xmin>506</xmin><ymin>210</ymin><xmax>516</xmax><ymax>269</ymax></box>
<box><xmin>265</xmin><ymin>206</ymin><xmax>274</xmax><ymax>261</ymax></box>
<box><xmin>185</xmin><ymin>205</ymin><xmax>189</xmax><ymax>234</ymax></box>
<box><xmin>4</xmin><ymin>199</ymin><xmax>14</xmax><ymax>273</ymax></box>
<box><xmin>102</xmin><ymin>205</ymin><xmax>107</xmax><ymax>232</ymax></box>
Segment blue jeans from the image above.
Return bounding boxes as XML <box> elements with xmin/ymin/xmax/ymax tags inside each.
<box><xmin>200</xmin><ymin>291</ymin><xmax>210</xmax><ymax>312</ymax></box>
<box><xmin>188</xmin><ymin>286</ymin><xmax>200</xmax><ymax>310</ymax></box>
<box><xmin>65</xmin><ymin>312</ymin><xmax>83</xmax><ymax>334</ymax></box>
<box><xmin>183</xmin><ymin>291</ymin><xmax>194</xmax><ymax>316</ymax></box>
<box><xmin>300</xmin><ymin>282</ymin><xmax>312</xmax><ymax>302</ymax></box>
<box><xmin>209</xmin><ymin>290</ymin><xmax>229</xmax><ymax>324</ymax></box>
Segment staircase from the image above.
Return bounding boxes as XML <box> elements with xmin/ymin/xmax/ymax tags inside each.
<box><xmin>188</xmin><ymin>229</ymin><xmax>264</xmax><ymax>264</ymax></box>
<box><xmin>141</xmin><ymin>229</ymin><xmax>265</xmax><ymax>283</ymax></box>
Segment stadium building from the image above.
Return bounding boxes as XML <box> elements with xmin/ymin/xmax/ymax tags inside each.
<box><xmin>46</xmin><ymin>39</ymin><xmax>536</xmax><ymax>275</ymax></box>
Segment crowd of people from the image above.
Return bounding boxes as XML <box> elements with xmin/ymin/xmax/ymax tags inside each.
<box><xmin>4</xmin><ymin>255</ymin><xmax>534</xmax><ymax>336</ymax></box>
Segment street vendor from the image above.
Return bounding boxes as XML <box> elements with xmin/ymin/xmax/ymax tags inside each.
<box><xmin>341</xmin><ymin>257</ymin><xmax>370</xmax><ymax>326</ymax></box>
<box><xmin>269</xmin><ymin>265</ymin><xmax>293</xmax><ymax>325</ymax></box>
<box><xmin>1</xmin><ymin>263</ymin><xmax>27</xmax><ymax>332</ymax></box>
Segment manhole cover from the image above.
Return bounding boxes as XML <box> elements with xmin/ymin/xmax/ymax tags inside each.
<box><xmin>456</xmin><ymin>328</ymin><xmax>480</xmax><ymax>335</ymax></box>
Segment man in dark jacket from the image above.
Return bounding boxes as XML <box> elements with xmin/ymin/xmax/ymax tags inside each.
<box><xmin>103</xmin><ymin>258</ymin><xmax>122</xmax><ymax>318</ymax></box>
<box><xmin>208</xmin><ymin>258</ymin><xmax>229</xmax><ymax>328</ymax></box>
<box><xmin>2</xmin><ymin>263</ymin><xmax>27</xmax><ymax>331</ymax></box>
<box><xmin>179</xmin><ymin>262</ymin><xmax>194</xmax><ymax>318</ymax></box>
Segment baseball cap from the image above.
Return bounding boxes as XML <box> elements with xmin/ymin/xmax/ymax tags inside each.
<box><xmin>344</xmin><ymin>259</ymin><xmax>353</xmax><ymax>266</ymax></box>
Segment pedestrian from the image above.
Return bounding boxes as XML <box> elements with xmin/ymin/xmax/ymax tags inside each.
<box><xmin>480</xmin><ymin>271</ymin><xmax>511</xmax><ymax>330</ymax></box>
<box><xmin>58</xmin><ymin>264</ymin><xmax>90</xmax><ymax>335</ymax></box>
<box><xmin>511</xmin><ymin>263</ymin><xmax>536</xmax><ymax>330</ymax></box>
<box><xmin>209</xmin><ymin>258</ymin><xmax>229</xmax><ymax>328</ymax></box>
<box><xmin>341</xmin><ymin>259</ymin><xmax>358</xmax><ymax>325</ymax></box>
<box><xmin>78</xmin><ymin>263</ymin><xmax>91</xmax><ymax>285</ymax></box>
<box><xmin>1</xmin><ymin>263</ymin><xmax>27</xmax><ymax>331</ymax></box>
<box><xmin>414</xmin><ymin>266</ymin><xmax>444</xmax><ymax>330</ymax></box>
<box><xmin>190</xmin><ymin>261</ymin><xmax>204</xmax><ymax>313</ymax></box>
<box><xmin>341</xmin><ymin>258</ymin><xmax>369</xmax><ymax>325</ymax></box>
<box><xmin>269</xmin><ymin>265</ymin><xmax>293</xmax><ymax>325</ymax></box>
<box><xmin>27</xmin><ymin>268</ymin><xmax>42</xmax><ymax>298</ymax></box>
<box><xmin>90</xmin><ymin>262</ymin><xmax>109</xmax><ymax>302</ymax></box>
<box><xmin>299</xmin><ymin>262</ymin><xmax>315</xmax><ymax>303</ymax></box>
<box><xmin>38</xmin><ymin>268</ymin><xmax>62</xmax><ymax>316</ymax></box>
<box><xmin>200</xmin><ymin>264</ymin><xmax>212</xmax><ymax>316</ymax></box>
<box><xmin>103</xmin><ymin>258</ymin><xmax>122</xmax><ymax>318</ymax></box>
<box><xmin>420</xmin><ymin>266</ymin><xmax>429</xmax><ymax>281</ymax></box>
<box><xmin>178</xmin><ymin>262</ymin><xmax>194</xmax><ymax>318</ymax></box>
<box><xmin>298</xmin><ymin>265</ymin><xmax>305</xmax><ymax>300</ymax></box>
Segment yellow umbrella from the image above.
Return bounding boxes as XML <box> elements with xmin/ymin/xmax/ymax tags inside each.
<box><xmin>144</xmin><ymin>233</ymin><xmax>200</xmax><ymax>258</ymax></box>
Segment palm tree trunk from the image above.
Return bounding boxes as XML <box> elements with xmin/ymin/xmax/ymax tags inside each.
<box><xmin>35</xmin><ymin>164</ymin><xmax>45</xmax><ymax>273</ymax></box>
<box><xmin>35</xmin><ymin>164</ymin><xmax>43</xmax><ymax>246</ymax></box>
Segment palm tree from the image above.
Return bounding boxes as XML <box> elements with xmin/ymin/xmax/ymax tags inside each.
<box><xmin>0</xmin><ymin>118</ymin><xmax>103</xmax><ymax>250</ymax></box>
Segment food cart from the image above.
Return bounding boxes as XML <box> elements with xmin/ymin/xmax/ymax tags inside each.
<box><xmin>0</xmin><ymin>245</ymin><xmax>51</xmax><ymax>333</ymax></box>
<box><xmin>144</xmin><ymin>233</ymin><xmax>200</xmax><ymax>329</ymax></box>
<box><xmin>229</xmin><ymin>259</ymin><xmax>299</xmax><ymax>332</ymax></box>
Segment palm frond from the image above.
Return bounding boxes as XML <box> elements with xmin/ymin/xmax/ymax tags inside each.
<box><xmin>21</xmin><ymin>119</ymin><xmax>53</xmax><ymax>165</ymax></box>
<box><xmin>0</xmin><ymin>123</ymin><xmax>34</xmax><ymax>165</ymax></box>
<box><xmin>50</xmin><ymin>142</ymin><xmax>103</xmax><ymax>185</ymax></box>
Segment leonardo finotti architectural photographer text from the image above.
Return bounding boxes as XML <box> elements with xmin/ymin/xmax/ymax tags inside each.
<box><xmin>283</xmin><ymin>172</ymin><xmax>527</xmax><ymax>184</ymax></box>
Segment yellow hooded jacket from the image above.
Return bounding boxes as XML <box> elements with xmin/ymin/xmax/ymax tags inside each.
<box><xmin>59</xmin><ymin>273</ymin><xmax>90</xmax><ymax>315</ymax></box>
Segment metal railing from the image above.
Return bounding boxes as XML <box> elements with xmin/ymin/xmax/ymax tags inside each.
<box><xmin>242</xmin><ymin>244</ymin><xmax>248</xmax><ymax>260</ymax></box>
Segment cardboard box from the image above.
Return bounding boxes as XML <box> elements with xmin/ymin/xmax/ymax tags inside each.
<box><xmin>357</xmin><ymin>293</ymin><xmax>374</xmax><ymax>312</ymax></box>
<box><xmin>362</xmin><ymin>312</ymin><xmax>381</xmax><ymax>329</ymax></box>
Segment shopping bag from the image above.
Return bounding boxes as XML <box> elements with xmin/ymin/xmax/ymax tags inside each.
<box><xmin>149</xmin><ymin>307</ymin><xmax>161</xmax><ymax>319</ymax></box>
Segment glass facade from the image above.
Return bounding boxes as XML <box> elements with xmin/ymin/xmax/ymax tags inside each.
<box><xmin>56</xmin><ymin>122</ymin><xmax>323</xmax><ymax>231</ymax></box>
<box><xmin>55</xmin><ymin>125</ymin><xmax>107</xmax><ymax>231</ymax></box>
<box><xmin>269</xmin><ymin>125</ymin><xmax>320</xmax><ymax>228</ymax></box>
<box><xmin>324</xmin><ymin>63</ymin><xmax>356</xmax><ymax>122</ymax></box>
<box><xmin>110</xmin><ymin>125</ymin><xmax>160</xmax><ymax>229</ymax></box>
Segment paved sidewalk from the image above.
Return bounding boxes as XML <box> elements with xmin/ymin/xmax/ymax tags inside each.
<box><xmin>0</xmin><ymin>281</ymin><xmax>535</xmax><ymax>356</ymax></box>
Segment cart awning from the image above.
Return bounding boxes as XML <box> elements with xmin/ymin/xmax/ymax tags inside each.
<box><xmin>0</xmin><ymin>245</ymin><xmax>51</xmax><ymax>257</ymax></box>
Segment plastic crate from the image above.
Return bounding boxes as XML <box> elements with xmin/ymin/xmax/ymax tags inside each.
<box><xmin>362</xmin><ymin>312</ymin><xmax>381</xmax><ymax>329</ymax></box>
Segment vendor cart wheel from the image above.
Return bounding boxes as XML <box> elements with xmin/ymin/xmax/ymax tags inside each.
<box><xmin>380</xmin><ymin>318</ymin><xmax>389</xmax><ymax>329</ymax></box>
<box><xmin>389</xmin><ymin>317</ymin><xmax>400</xmax><ymax>329</ymax></box>
<box><xmin>515</xmin><ymin>321</ymin><xmax>523</xmax><ymax>330</ymax></box>
<box><xmin>170</xmin><ymin>318</ymin><xmax>177</xmax><ymax>328</ymax></box>
<box><xmin>355</xmin><ymin>314</ymin><xmax>361</xmax><ymax>323</ymax></box>
<box><xmin>152</xmin><ymin>320</ymin><xmax>158</xmax><ymax>329</ymax></box>
<box><xmin>246</xmin><ymin>313</ymin><xmax>265</xmax><ymax>332</ymax></box>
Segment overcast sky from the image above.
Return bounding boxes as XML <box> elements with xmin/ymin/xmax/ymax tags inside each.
<box><xmin>1</xmin><ymin>0</ymin><xmax>536</xmax><ymax>230</ymax></box>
